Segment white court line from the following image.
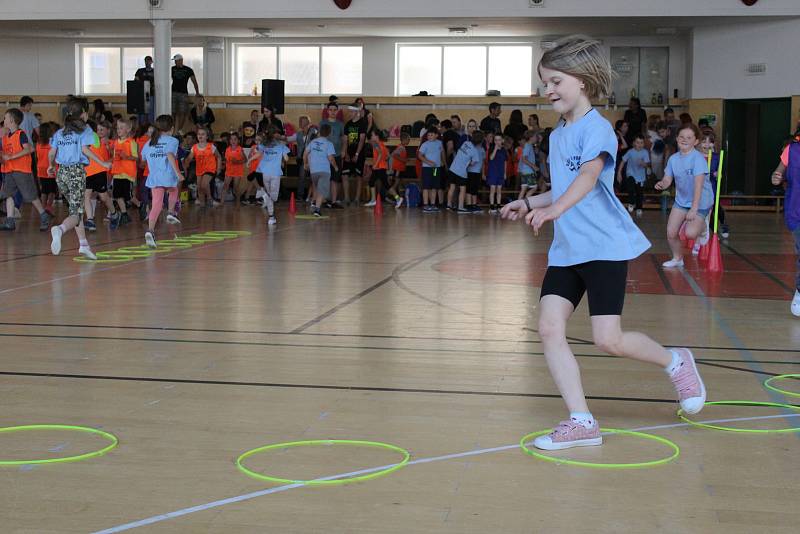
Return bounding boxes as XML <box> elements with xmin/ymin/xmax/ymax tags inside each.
<box><xmin>93</xmin><ymin>411</ymin><xmax>800</xmax><ymax>534</ymax></box>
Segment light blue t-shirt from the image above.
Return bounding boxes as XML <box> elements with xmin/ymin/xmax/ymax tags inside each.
<box><xmin>665</xmin><ymin>150</ymin><xmax>713</xmax><ymax>210</ymax></box>
<box><xmin>256</xmin><ymin>142</ymin><xmax>290</xmax><ymax>177</ymax></box>
<box><xmin>305</xmin><ymin>137</ymin><xmax>335</xmax><ymax>175</ymax></box>
<box><xmin>449</xmin><ymin>141</ymin><xmax>480</xmax><ymax>178</ymax></box>
<box><xmin>418</xmin><ymin>139</ymin><xmax>444</xmax><ymax>168</ymax></box>
<box><xmin>519</xmin><ymin>143</ymin><xmax>537</xmax><ymax>175</ymax></box>
<box><xmin>547</xmin><ymin>109</ymin><xmax>651</xmax><ymax>267</ymax></box>
<box><xmin>142</xmin><ymin>135</ymin><xmax>180</xmax><ymax>188</ymax></box>
<box><xmin>467</xmin><ymin>144</ymin><xmax>485</xmax><ymax>173</ymax></box>
<box><xmin>622</xmin><ymin>148</ymin><xmax>650</xmax><ymax>184</ymax></box>
<box><xmin>51</xmin><ymin>125</ymin><xmax>94</xmax><ymax>165</ymax></box>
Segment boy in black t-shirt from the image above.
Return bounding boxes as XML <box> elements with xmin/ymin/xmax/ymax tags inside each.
<box><xmin>343</xmin><ymin>106</ymin><xmax>367</xmax><ymax>205</ymax></box>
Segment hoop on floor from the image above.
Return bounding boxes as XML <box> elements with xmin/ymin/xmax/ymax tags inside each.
<box><xmin>519</xmin><ymin>428</ymin><xmax>680</xmax><ymax>469</ymax></box>
<box><xmin>73</xmin><ymin>231</ymin><xmax>252</xmax><ymax>263</ymax></box>
<box><xmin>236</xmin><ymin>439</ymin><xmax>410</xmax><ymax>486</ymax></box>
<box><xmin>678</xmin><ymin>401</ymin><xmax>800</xmax><ymax>433</ymax></box>
<box><xmin>763</xmin><ymin>374</ymin><xmax>800</xmax><ymax>398</ymax></box>
<box><xmin>0</xmin><ymin>424</ymin><xmax>118</xmax><ymax>466</ymax></box>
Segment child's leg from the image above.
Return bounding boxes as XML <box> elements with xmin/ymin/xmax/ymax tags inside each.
<box><xmin>422</xmin><ymin>189</ymin><xmax>430</xmax><ymax>206</ymax></box>
<box><xmin>683</xmin><ymin>211</ymin><xmax>707</xmax><ymax>240</ymax></box>
<box><xmin>5</xmin><ymin>197</ymin><xmax>15</xmax><ymax>219</ymax></box>
<box><xmin>148</xmin><ymin>187</ymin><xmax>165</xmax><ymax>231</ymax></box>
<box><xmin>99</xmin><ymin>192</ymin><xmax>115</xmax><ymax>214</ymax></box>
<box><xmin>591</xmin><ymin>315</ymin><xmax>671</xmax><ymax>366</ymax></box>
<box><xmin>167</xmin><ymin>187</ymin><xmax>179</xmax><ymax>212</ymax></box>
<box><xmin>635</xmin><ymin>182</ymin><xmax>644</xmax><ymax>210</ymax></box>
<box><xmin>264</xmin><ymin>177</ymin><xmax>279</xmax><ymax>216</ymax></box>
<box><xmin>84</xmin><ymin>190</ymin><xmax>94</xmax><ymax>220</ymax></box>
<box><xmin>625</xmin><ymin>176</ymin><xmax>636</xmax><ymax>207</ymax></box>
<box><xmin>666</xmin><ymin>207</ymin><xmax>687</xmax><ymax>260</ymax></box>
<box><xmin>458</xmin><ymin>185</ymin><xmax>466</xmax><ymax>210</ymax></box>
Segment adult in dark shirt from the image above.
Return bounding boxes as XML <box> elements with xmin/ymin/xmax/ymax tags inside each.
<box><xmin>257</xmin><ymin>106</ymin><xmax>284</xmax><ymax>137</ymax></box>
<box><xmin>242</xmin><ymin>109</ymin><xmax>260</xmax><ymax>147</ymax></box>
<box><xmin>171</xmin><ymin>54</ymin><xmax>199</xmax><ymax>133</ymax></box>
<box><xmin>440</xmin><ymin>119</ymin><xmax>461</xmax><ymax>165</ymax></box>
<box><xmin>623</xmin><ymin>97</ymin><xmax>647</xmax><ymax>144</ymax></box>
<box><xmin>134</xmin><ymin>56</ymin><xmax>156</xmax><ymax>123</ymax></box>
<box><xmin>479</xmin><ymin>102</ymin><xmax>502</xmax><ymax>134</ymax></box>
<box><xmin>503</xmin><ymin>109</ymin><xmax>528</xmax><ymax>145</ymax></box>
<box><xmin>343</xmin><ymin>106</ymin><xmax>367</xmax><ymax>204</ymax></box>
<box><xmin>190</xmin><ymin>95</ymin><xmax>216</xmax><ymax>134</ymax></box>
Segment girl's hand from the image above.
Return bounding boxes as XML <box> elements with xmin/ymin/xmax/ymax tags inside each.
<box><xmin>525</xmin><ymin>204</ymin><xmax>562</xmax><ymax>236</ymax></box>
<box><xmin>654</xmin><ymin>179</ymin><xmax>668</xmax><ymax>191</ymax></box>
<box><xmin>178</xmin><ymin>173</ymin><xmax>185</xmax><ymax>183</ymax></box>
<box><xmin>47</xmin><ymin>165</ymin><xmax>56</xmax><ymax>177</ymax></box>
<box><xmin>499</xmin><ymin>199</ymin><xmax>530</xmax><ymax>221</ymax></box>
<box><xmin>772</xmin><ymin>170</ymin><xmax>783</xmax><ymax>186</ymax></box>
<box><xmin>686</xmin><ymin>208</ymin><xmax>699</xmax><ymax>223</ymax></box>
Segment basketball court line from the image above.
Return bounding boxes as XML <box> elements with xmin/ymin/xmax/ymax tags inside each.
<box><xmin>721</xmin><ymin>242</ymin><xmax>794</xmax><ymax>294</ymax></box>
<box><xmin>92</xmin><ymin>411</ymin><xmax>800</xmax><ymax>534</ymax></box>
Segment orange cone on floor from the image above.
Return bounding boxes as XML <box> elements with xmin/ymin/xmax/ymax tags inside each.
<box><xmin>707</xmin><ymin>234</ymin><xmax>723</xmax><ymax>273</ymax></box>
<box><xmin>288</xmin><ymin>192</ymin><xmax>297</xmax><ymax>215</ymax></box>
<box><xmin>374</xmin><ymin>194</ymin><xmax>384</xmax><ymax>216</ymax></box>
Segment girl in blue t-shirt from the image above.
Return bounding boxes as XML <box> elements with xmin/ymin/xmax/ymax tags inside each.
<box><xmin>141</xmin><ymin>114</ymin><xmax>184</xmax><ymax>249</ymax></box>
<box><xmin>247</xmin><ymin>125</ymin><xmax>289</xmax><ymax>225</ymax></box>
<box><xmin>655</xmin><ymin>123</ymin><xmax>714</xmax><ymax>268</ymax></box>
<box><xmin>486</xmin><ymin>134</ymin><xmax>507</xmax><ymax>213</ymax></box>
<box><xmin>500</xmin><ymin>35</ymin><xmax>706</xmax><ymax>451</ymax></box>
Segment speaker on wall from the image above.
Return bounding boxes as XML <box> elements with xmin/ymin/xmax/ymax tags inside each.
<box><xmin>126</xmin><ymin>80</ymin><xmax>146</xmax><ymax>114</ymax></box>
<box><xmin>261</xmin><ymin>79</ymin><xmax>285</xmax><ymax>115</ymax></box>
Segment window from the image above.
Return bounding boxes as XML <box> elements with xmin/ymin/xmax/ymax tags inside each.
<box><xmin>443</xmin><ymin>46</ymin><xmax>486</xmax><ymax>96</ymax></box>
<box><xmin>610</xmin><ymin>47</ymin><xmax>669</xmax><ymax>104</ymax></box>
<box><xmin>488</xmin><ymin>46</ymin><xmax>533</xmax><ymax>96</ymax></box>
<box><xmin>279</xmin><ymin>47</ymin><xmax>320</xmax><ymax>95</ymax></box>
<box><xmin>397</xmin><ymin>46</ymin><xmax>442</xmax><ymax>96</ymax></box>
<box><xmin>80</xmin><ymin>45</ymin><xmax>204</xmax><ymax>95</ymax></box>
<box><xmin>82</xmin><ymin>47</ymin><xmax>121</xmax><ymax>95</ymax></box>
<box><xmin>322</xmin><ymin>46</ymin><xmax>362</xmax><ymax>95</ymax></box>
<box><xmin>396</xmin><ymin>43</ymin><xmax>533</xmax><ymax>96</ymax></box>
<box><xmin>233</xmin><ymin>45</ymin><xmax>362</xmax><ymax>95</ymax></box>
<box><xmin>236</xmin><ymin>46</ymin><xmax>277</xmax><ymax>95</ymax></box>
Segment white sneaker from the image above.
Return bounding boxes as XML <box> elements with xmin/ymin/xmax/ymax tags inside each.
<box><xmin>255</xmin><ymin>189</ymin><xmax>265</xmax><ymax>200</ymax></box>
<box><xmin>78</xmin><ymin>246</ymin><xmax>96</xmax><ymax>260</ymax></box>
<box><xmin>145</xmin><ymin>231</ymin><xmax>157</xmax><ymax>249</ymax></box>
<box><xmin>13</xmin><ymin>208</ymin><xmax>21</xmax><ymax>219</ymax></box>
<box><xmin>696</xmin><ymin>215</ymin><xmax>711</xmax><ymax>247</ymax></box>
<box><xmin>50</xmin><ymin>226</ymin><xmax>63</xmax><ymax>256</ymax></box>
<box><xmin>627</xmin><ymin>204</ymin><xmax>634</xmax><ymax>213</ymax></box>
<box><xmin>166</xmin><ymin>213</ymin><xmax>181</xmax><ymax>225</ymax></box>
<box><xmin>662</xmin><ymin>258</ymin><xmax>684</xmax><ymax>269</ymax></box>
<box><xmin>364</xmin><ymin>200</ymin><xmax>376</xmax><ymax>207</ymax></box>
<box><xmin>791</xmin><ymin>290</ymin><xmax>800</xmax><ymax>317</ymax></box>
<box><xmin>268</xmin><ymin>216</ymin><xmax>277</xmax><ymax>225</ymax></box>
<box><xmin>692</xmin><ymin>242</ymin><xmax>701</xmax><ymax>256</ymax></box>
<box><xmin>635</xmin><ymin>209</ymin><xmax>642</xmax><ymax>218</ymax></box>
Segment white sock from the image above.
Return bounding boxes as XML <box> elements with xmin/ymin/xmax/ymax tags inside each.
<box><xmin>665</xmin><ymin>349</ymin><xmax>682</xmax><ymax>376</ymax></box>
<box><xmin>570</xmin><ymin>412</ymin><xmax>595</xmax><ymax>428</ymax></box>
<box><xmin>79</xmin><ymin>239</ymin><xmax>89</xmax><ymax>247</ymax></box>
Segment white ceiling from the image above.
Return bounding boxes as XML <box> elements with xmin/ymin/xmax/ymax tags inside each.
<box><xmin>0</xmin><ymin>16</ymin><xmax>790</xmax><ymax>39</ymax></box>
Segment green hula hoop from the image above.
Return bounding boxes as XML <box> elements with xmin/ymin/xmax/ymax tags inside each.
<box><xmin>236</xmin><ymin>439</ymin><xmax>410</xmax><ymax>486</ymax></box>
<box><xmin>519</xmin><ymin>428</ymin><xmax>680</xmax><ymax>469</ymax></box>
<box><xmin>74</xmin><ymin>230</ymin><xmax>252</xmax><ymax>263</ymax></box>
<box><xmin>0</xmin><ymin>424</ymin><xmax>118</xmax><ymax>466</ymax></box>
<box><xmin>763</xmin><ymin>374</ymin><xmax>800</xmax><ymax>398</ymax></box>
<box><xmin>678</xmin><ymin>401</ymin><xmax>800</xmax><ymax>433</ymax></box>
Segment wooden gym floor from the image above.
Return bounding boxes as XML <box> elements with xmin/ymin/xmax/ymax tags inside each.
<box><xmin>0</xmin><ymin>202</ymin><xmax>798</xmax><ymax>533</ymax></box>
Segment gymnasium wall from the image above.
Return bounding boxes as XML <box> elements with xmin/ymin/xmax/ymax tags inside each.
<box><xmin>690</xmin><ymin>18</ymin><xmax>800</xmax><ymax>100</ymax></box>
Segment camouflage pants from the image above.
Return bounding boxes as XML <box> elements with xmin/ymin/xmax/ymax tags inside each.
<box><xmin>56</xmin><ymin>164</ymin><xmax>87</xmax><ymax>217</ymax></box>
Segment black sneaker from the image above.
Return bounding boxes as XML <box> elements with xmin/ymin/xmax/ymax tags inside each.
<box><xmin>721</xmin><ymin>224</ymin><xmax>730</xmax><ymax>238</ymax></box>
<box><xmin>313</xmin><ymin>208</ymin><xmax>322</xmax><ymax>218</ymax></box>
<box><xmin>120</xmin><ymin>212</ymin><xmax>131</xmax><ymax>225</ymax></box>
<box><xmin>110</xmin><ymin>212</ymin><xmax>120</xmax><ymax>230</ymax></box>
<box><xmin>138</xmin><ymin>203</ymin><xmax>148</xmax><ymax>221</ymax></box>
<box><xmin>85</xmin><ymin>219</ymin><xmax>97</xmax><ymax>232</ymax></box>
<box><xmin>0</xmin><ymin>219</ymin><xmax>16</xmax><ymax>231</ymax></box>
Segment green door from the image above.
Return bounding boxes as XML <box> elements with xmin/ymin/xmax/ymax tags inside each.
<box><xmin>757</xmin><ymin>99</ymin><xmax>791</xmax><ymax>195</ymax></box>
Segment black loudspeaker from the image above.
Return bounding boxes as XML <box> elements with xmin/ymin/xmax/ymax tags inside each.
<box><xmin>126</xmin><ymin>80</ymin><xmax>146</xmax><ymax>114</ymax></box>
<box><xmin>261</xmin><ymin>79</ymin><xmax>285</xmax><ymax>115</ymax></box>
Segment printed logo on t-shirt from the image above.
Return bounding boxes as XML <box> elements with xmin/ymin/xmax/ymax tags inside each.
<box><xmin>566</xmin><ymin>155</ymin><xmax>582</xmax><ymax>172</ymax></box>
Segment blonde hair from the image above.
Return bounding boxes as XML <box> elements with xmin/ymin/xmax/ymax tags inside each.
<box><xmin>538</xmin><ymin>35</ymin><xmax>612</xmax><ymax>100</ymax></box>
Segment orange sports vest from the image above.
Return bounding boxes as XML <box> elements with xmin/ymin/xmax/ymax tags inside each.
<box><xmin>111</xmin><ymin>138</ymin><xmax>138</xmax><ymax>180</ymax></box>
<box><xmin>36</xmin><ymin>143</ymin><xmax>54</xmax><ymax>178</ymax></box>
<box><xmin>2</xmin><ymin>130</ymin><xmax>32</xmax><ymax>173</ymax></box>
<box><xmin>85</xmin><ymin>135</ymin><xmax>111</xmax><ymax>176</ymax></box>
<box><xmin>225</xmin><ymin>146</ymin><xmax>245</xmax><ymax>178</ymax></box>
<box><xmin>193</xmin><ymin>143</ymin><xmax>217</xmax><ymax>176</ymax></box>
<box><xmin>372</xmin><ymin>141</ymin><xmax>389</xmax><ymax>170</ymax></box>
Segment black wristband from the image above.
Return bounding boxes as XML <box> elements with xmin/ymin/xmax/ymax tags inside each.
<box><xmin>523</xmin><ymin>196</ymin><xmax>532</xmax><ymax>211</ymax></box>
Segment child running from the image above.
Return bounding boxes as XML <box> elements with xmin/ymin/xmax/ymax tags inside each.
<box><xmin>500</xmin><ymin>35</ymin><xmax>706</xmax><ymax>450</ymax></box>
<box><xmin>141</xmin><ymin>115</ymin><xmax>183</xmax><ymax>249</ymax></box>
<box><xmin>84</xmin><ymin>120</ymin><xmax>119</xmax><ymax>230</ymax></box>
<box><xmin>36</xmin><ymin>122</ymin><xmax>58</xmax><ymax>214</ymax></box>
<box><xmin>771</xmin><ymin>133</ymin><xmax>800</xmax><ymax>316</ymax></box>
<box><xmin>110</xmin><ymin>119</ymin><xmax>138</xmax><ymax>226</ymax></box>
<box><xmin>616</xmin><ymin>133</ymin><xmax>651</xmax><ymax>218</ymax></box>
<box><xmin>48</xmin><ymin>98</ymin><xmax>112</xmax><ymax>259</ymax></box>
<box><xmin>183</xmin><ymin>126</ymin><xmax>221</xmax><ymax>207</ymax></box>
<box><xmin>303</xmin><ymin>123</ymin><xmax>338</xmax><ymax>217</ymax></box>
<box><xmin>655</xmin><ymin>123</ymin><xmax>713</xmax><ymax>267</ymax></box>
<box><xmin>247</xmin><ymin>126</ymin><xmax>289</xmax><ymax>225</ymax></box>
<box><xmin>221</xmin><ymin>132</ymin><xmax>246</xmax><ymax>206</ymax></box>
<box><xmin>365</xmin><ymin>129</ymin><xmax>389</xmax><ymax>207</ymax></box>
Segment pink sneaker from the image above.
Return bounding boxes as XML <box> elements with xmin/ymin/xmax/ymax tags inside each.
<box><xmin>533</xmin><ymin>419</ymin><xmax>602</xmax><ymax>450</ymax></box>
<box><xmin>668</xmin><ymin>348</ymin><xmax>707</xmax><ymax>414</ymax></box>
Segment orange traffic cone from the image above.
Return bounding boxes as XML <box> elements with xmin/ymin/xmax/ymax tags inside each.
<box><xmin>374</xmin><ymin>194</ymin><xmax>384</xmax><ymax>216</ymax></box>
<box><xmin>707</xmin><ymin>234</ymin><xmax>723</xmax><ymax>273</ymax></box>
<box><xmin>288</xmin><ymin>192</ymin><xmax>297</xmax><ymax>215</ymax></box>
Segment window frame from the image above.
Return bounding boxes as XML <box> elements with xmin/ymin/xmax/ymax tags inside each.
<box><xmin>77</xmin><ymin>43</ymin><xmax>205</xmax><ymax>96</ymax></box>
<box><xmin>232</xmin><ymin>43</ymin><xmax>364</xmax><ymax>96</ymax></box>
<box><xmin>395</xmin><ymin>42</ymin><xmax>535</xmax><ymax>97</ymax></box>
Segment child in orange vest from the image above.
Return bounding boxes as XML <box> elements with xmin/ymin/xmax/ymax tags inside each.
<box><xmin>183</xmin><ymin>126</ymin><xmax>221</xmax><ymax>207</ymax></box>
<box><xmin>110</xmin><ymin>118</ymin><xmax>138</xmax><ymax>225</ymax></box>
<box><xmin>84</xmin><ymin>120</ymin><xmax>119</xmax><ymax>230</ymax></box>
<box><xmin>222</xmin><ymin>132</ymin><xmax>246</xmax><ymax>205</ymax></box>
<box><xmin>1</xmin><ymin>108</ymin><xmax>51</xmax><ymax>231</ymax></box>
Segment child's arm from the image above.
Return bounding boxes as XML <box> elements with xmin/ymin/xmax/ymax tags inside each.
<box><xmin>440</xmin><ymin>147</ymin><xmax>447</xmax><ymax>169</ymax></box>
<box><xmin>2</xmin><ymin>142</ymin><xmax>33</xmax><ymax>161</ymax></box>
<box><xmin>302</xmin><ymin>147</ymin><xmax>310</xmax><ymax>168</ymax></box>
<box><xmin>654</xmin><ymin>174</ymin><xmax>673</xmax><ymax>191</ymax></box>
<box><xmin>47</xmin><ymin>146</ymin><xmax>57</xmax><ymax>175</ymax></box>
<box><xmin>214</xmin><ymin>147</ymin><xmax>223</xmax><ymax>176</ymax></box>
<box><xmin>167</xmin><ymin>152</ymin><xmax>185</xmax><ymax>182</ymax></box>
<box><xmin>500</xmin><ymin>190</ymin><xmax>553</xmax><ymax>221</ymax></box>
<box><xmin>184</xmin><ymin>150</ymin><xmax>196</xmax><ymax>167</ymax></box>
<box><xmin>772</xmin><ymin>162</ymin><xmax>786</xmax><ymax>185</ymax></box>
<box><xmin>392</xmin><ymin>147</ymin><xmax>407</xmax><ymax>165</ymax></box>
<box><xmin>327</xmin><ymin>154</ymin><xmax>339</xmax><ymax>172</ymax></box>
<box><xmin>525</xmin><ymin>156</ymin><xmax>606</xmax><ymax>235</ymax></box>
<box><xmin>82</xmin><ymin>146</ymin><xmax>112</xmax><ymax>169</ymax></box>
